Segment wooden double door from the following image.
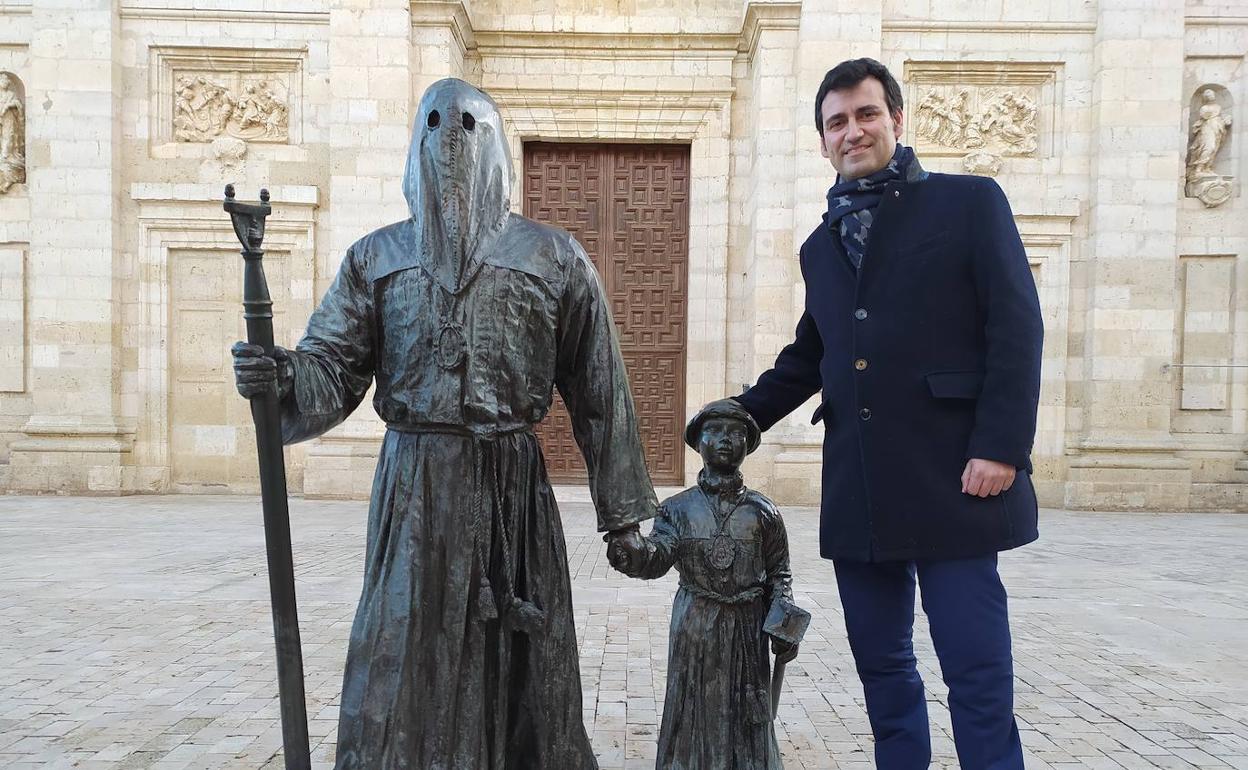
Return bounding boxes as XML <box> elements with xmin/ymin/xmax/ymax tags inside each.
<box><xmin>523</xmin><ymin>142</ymin><xmax>689</xmax><ymax>485</ymax></box>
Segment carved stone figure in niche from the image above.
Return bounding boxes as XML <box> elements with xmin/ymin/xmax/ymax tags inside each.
<box><xmin>1189</xmin><ymin>89</ymin><xmax>1232</xmax><ymax>175</ymax></box>
<box><xmin>174</xmin><ymin>74</ymin><xmax>289</xmax><ymax>143</ymax></box>
<box><xmin>0</xmin><ymin>72</ymin><xmax>25</xmax><ymax>194</ymax></box>
<box><xmin>914</xmin><ymin>85</ymin><xmax>1039</xmax><ymax>169</ymax></box>
<box><xmin>1186</xmin><ymin>87</ymin><xmax>1233</xmax><ymax>207</ymax></box>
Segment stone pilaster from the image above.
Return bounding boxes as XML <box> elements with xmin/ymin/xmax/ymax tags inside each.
<box><xmin>410</xmin><ymin>0</ymin><xmax>474</xmax><ymax>100</ymax></box>
<box><xmin>302</xmin><ymin>0</ymin><xmax>418</xmax><ymax>498</ymax></box>
<box><xmin>8</xmin><ymin>0</ymin><xmax>129</xmax><ymax>494</ymax></box>
<box><xmin>733</xmin><ymin>2</ymin><xmax>803</xmax><ymax>497</ymax></box>
<box><xmin>767</xmin><ymin>0</ymin><xmax>885</xmax><ymax>504</ymax></box>
<box><xmin>1066</xmin><ymin>0</ymin><xmax>1190</xmax><ymax>509</ymax></box>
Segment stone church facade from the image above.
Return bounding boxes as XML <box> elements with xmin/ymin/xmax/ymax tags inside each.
<box><xmin>0</xmin><ymin>0</ymin><xmax>1245</xmax><ymax>511</ymax></box>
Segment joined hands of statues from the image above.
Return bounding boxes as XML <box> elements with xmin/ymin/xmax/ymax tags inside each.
<box><xmin>232</xmin><ymin>341</ymin><xmax>293</xmax><ymax>400</ymax></box>
<box><xmin>604</xmin><ymin>524</ymin><xmax>647</xmax><ymax>576</ymax></box>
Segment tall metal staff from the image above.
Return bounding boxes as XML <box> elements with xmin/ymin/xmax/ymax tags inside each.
<box><xmin>224</xmin><ymin>184</ymin><xmax>311</xmax><ymax>770</ymax></box>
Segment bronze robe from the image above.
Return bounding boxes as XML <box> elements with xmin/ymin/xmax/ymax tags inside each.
<box><xmin>633</xmin><ymin>479</ymin><xmax>793</xmax><ymax>770</ymax></box>
<box><xmin>280</xmin><ymin>214</ymin><xmax>656</xmax><ymax>769</ymax></box>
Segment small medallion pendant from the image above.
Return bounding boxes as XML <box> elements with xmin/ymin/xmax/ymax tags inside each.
<box><xmin>705</xmin><ymin>534</ymin><xmax>736</xmax><ymax>570</ymax></box>
<box><xmin>435</xmin><ymin>321</ymin><xmax>467</xmax><ymax>370</ymax></box>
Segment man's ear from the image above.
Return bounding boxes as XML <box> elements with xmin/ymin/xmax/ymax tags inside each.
<box><xmin>818</xmin><ymin>130</ymin><xmax>831</xmax><ymax>159</ymax></box>
<box><xmin>892</xmin><ymin>109</ymin><xmax>904</xmax><ymax>139</ymax></box>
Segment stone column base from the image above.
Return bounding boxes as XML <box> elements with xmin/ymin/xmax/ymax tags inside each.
<box><xmin>1065</xmin><ymin>443</ymin><xmax>1193</xmax><ymax>511</ymax></box>
<box><xmin>743</xmin><ymin>435</ymin><xmax>822</xmax><ymax>507</ymax></box>
<box><xmin>769</xmin><ymin>442</ymin><xmax>822</xmax><ymax>506</ymax></box>
<box><xmin>302</xmin><ymin>435</ymin><xmax>379</xmax><ymax>500</ymax></box>
<box><xmin>6</xmin><ymin>419</ymin><xmax>135</xmax><ymax>495</ymax></box>
<box><xmin>1184</xmin><ymin>451</ymin><xmax>1248</xmax><ymax>511</ymax></box>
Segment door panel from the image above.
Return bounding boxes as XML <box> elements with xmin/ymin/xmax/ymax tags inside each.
<box><xmin>523</xmin><ymin>143</ymin><xmax>689</xmax><ymax>486</ymax></box>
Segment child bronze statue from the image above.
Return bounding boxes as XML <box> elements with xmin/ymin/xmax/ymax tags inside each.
<box><xmin>613</xmin><ymin>399</ymin><xmax>810</xmax><ymax>769</ymax></box>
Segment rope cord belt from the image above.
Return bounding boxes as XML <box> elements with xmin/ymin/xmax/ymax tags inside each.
<box><xmin>386</xmin><ymin>422</ymin><xmax>545</xmax><ymax>633</ymax></box>
<box><xmin>680</xmin><ymin>584</ymin><xmax>765</xmax><ymax>605</ymax></box>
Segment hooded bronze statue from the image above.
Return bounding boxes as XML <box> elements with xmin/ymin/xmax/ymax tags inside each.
<box><xmin>233</xmin><ymin>78</ymin><xmax>657</xmax><ymax>769</ymax></box>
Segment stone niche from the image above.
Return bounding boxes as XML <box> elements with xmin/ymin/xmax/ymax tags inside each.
<box><xmin>149</xmin><ymin>46</ymin><xmax>306</xmax><ymax>160</ymax></box>
<box><xmin>903</xmin><ymin>60</ymin><xmax>1061</xmax><ymax>176</ymax></box>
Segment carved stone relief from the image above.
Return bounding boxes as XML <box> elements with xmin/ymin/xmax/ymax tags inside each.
<box><xmin>1185</xmin><ymin>86</ymin><xmax>1233</xmax><ymax>208</ymax></box>
<box><xmin>173</xmin><ymin>74</ymin><xmax>290</xmax><ymax>143</ymax></box>
<box><xmin>962</xmin><ymin>150</ymin><xmax>1002</xmax><ymax>176</ymax></box>
<box><xmin>904</xmin><ymin>61</ymin><xmax>1059</xmax><ymax>177</ymax></box>
<box><xmin>150</xmin><ymin>48</ymin><xmax>305</xmax><ymax>153</ymax></box>
<box><xmin>0</xmin><ymin>72</ymin><xmax>25</xmax><ymax>194</ymax></box>
<box><xmin>913</xmin><ymin>86</ymin><xmax>1039</xmax><ymax>175</ymax></box>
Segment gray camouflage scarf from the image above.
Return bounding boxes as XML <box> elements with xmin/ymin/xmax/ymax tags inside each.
<box><xmin>825</xmin><ymin>144</ymin><xmax>916</xmax><ymax>269</ymax></box>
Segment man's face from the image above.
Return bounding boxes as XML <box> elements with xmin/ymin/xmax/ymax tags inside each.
<box><xmin>818</xmin><ymin>77</ymin><xmax>903</xmax><ymax>181</ymax></box>
<box><xmin>697</xmin><ymin>417</ymin><xmax>748</xmax><ymax>473</ymax></box>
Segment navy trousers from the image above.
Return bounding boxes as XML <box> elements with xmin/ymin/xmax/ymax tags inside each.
<box><xmin>833</xmin><ymin>554</ymin><xmax>1023</xmax><ymax>770</ymax></box>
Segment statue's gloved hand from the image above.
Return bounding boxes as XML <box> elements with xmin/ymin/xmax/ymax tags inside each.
<box><xmin>771</xmin><ymin>638</ymin><xmax>798</xmax><ymax>665</ymax></box>
<box><xmin>604</xmin><ymin>524</ymin><xmax>646</xmax><ymax>576</ymax></box>
<box><xmin>232</xmin><ymin>341</ymin><xmax>292</xmax><ymax>400</ymax></box>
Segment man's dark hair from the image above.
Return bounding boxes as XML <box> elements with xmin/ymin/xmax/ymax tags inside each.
<box><xmin>814</xmin><ymin>58</ymin><xmax>904</xmax><ymax>133</ymax></box>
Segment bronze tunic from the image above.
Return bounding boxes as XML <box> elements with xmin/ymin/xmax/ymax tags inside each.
<box><xmin>633</xmin><ymin>474</ymin><xmax>793</xmax><ymax>770</ymax></box>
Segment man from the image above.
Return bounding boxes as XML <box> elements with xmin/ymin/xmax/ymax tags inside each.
<box><xmin>731</xmin><ymin>58</ymin><xmax>1043</xmax><ymax>769</ymax></box>
<box><xmin>233</xmin><ymin>78</ymin><xmax>653</xmax><ymax>769</ymax></box>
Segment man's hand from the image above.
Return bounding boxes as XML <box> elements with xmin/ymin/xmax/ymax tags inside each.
<box><xmin>232</xmin><ymin>341</ymin><xmax>292</xmax><ymax>400</ymax></box>
<box><xmin>604</xmin><ymin>524</ymin><xmax>646</xmax><ymax>576</ymax></box>
<box><xmin>771</xmin><ymin>637</ymin><xmax>798</xmax><ymax>665</ymax></box>
<box><xmin>960</xmin><ymin>458</ymin><xmax>1016</xmax><ymax>497</ymax></box>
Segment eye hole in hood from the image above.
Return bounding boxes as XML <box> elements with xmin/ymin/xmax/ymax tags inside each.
<box><xmin>402</xmin><ymin>78</ymin><xmax>515</xmax><ymax>294</ymax></box>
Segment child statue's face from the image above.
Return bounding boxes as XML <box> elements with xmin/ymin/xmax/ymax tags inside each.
<box><xmin>697</xmin><ymin>416</ymin><xmax>749</xmax><ymax>472</ymax></box>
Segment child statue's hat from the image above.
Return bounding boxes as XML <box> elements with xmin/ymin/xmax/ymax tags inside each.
<box><xmin>684</xmin><ymin>398</ymin><xmax>761</xmax><ymax>454</ymax></box>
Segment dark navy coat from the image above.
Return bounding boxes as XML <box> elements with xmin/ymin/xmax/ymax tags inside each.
<box><xmin>737</xmin><ymin>165</ymin><xmax>1043</xmax><ymax>562</ymax></box>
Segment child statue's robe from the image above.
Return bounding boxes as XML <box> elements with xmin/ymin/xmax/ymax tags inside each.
<box><xmin>632</xmin><ymin>471</ymin><xmax>794</xmax><ymax>770</ymax></box>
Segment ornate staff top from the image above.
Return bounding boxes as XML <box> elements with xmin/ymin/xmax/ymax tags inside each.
<box><xmin>223</xmin><ymin>184</ymin><xmax>271</xmax><ymax>255</ymax></box>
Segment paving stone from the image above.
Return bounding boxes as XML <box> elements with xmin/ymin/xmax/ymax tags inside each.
<box><xmin>0</xmin><ymin>495</ymin><xmax>1244</xmax><ymax>768</ymax></box>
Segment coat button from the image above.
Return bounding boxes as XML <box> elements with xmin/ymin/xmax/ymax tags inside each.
<box><xmin>859</xmin><ymin>408</ymin><xmax>872</xmax><ymax>420</ymax></box>
<box><xmin>854</xmin><ymin>308</ymin><xmax>868</xmax><ymax>320</ymax></box>
<box><xmin>893</xmin><ymin>190</ymin><xmax>900</xmax><ymax>198</ymax></box>
<box><xmin>854</xmin><ymin>358</ymin><xmax>868</xmax><ymax>371</ymax></box>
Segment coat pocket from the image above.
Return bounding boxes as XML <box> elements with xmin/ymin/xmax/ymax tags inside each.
<box><xmin>811</xmin><ymin>401</ymin><xmax>828</xmax><ymax>424</ymax></box>
<box><xmin>924</xmin><ymin>370</ymin><xmax>985</xmax><ymax>399</ymax></box>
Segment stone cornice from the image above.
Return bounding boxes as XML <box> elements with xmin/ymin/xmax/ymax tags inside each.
<box><xmin>473</xmin><ymin>30</ymin><xmax>739</xmax><ymax>59</ymax></box>
<box><xmin>131</xmin><ymin>183</ymin><xmax>319</xmax><ymax>209</ymax></box>
<box><xmin>1185</xmin><ymin>15</ymin><xmax>1248</xmax><ymax>27</ymax></box>
<box><xmin>494</xmin><ymin>86</ymin><xmax>731</xmax><ymax>141</ymax></box>
<box><xmin>411</xmin><ymin>0</ymin><xmax>475</xmax><ymax>55</ymax></box>
<box><xmin>883</xmin><ymin>19</ymin><xmax>1095</xmax><ymax>34</ymax></box>
<box><xmin>488</xmin><ymin>86</ymin><xmax>733</xmax><ymax>110</ymax></box>
<box><xmin>739</xmin><ymin>1</ymin><xmax>801</xmax><ymax>60</ymax></box>
<box><xmin>0</xmin><ymin>0</ymin><xmax>30</xmax><ymax>16</ymax></box>
<box><xmin>119</xmin><ymin>5</ymin><xmax>329</xmax><ymax>25</ymax></box>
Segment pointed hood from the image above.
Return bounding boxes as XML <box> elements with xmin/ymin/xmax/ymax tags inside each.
<box><xmin>403</xmin><ymin>78</ymin><xmax>513</xmax><ymax>293</ymax></box>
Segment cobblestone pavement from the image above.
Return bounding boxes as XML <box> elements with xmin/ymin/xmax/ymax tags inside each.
<box><xmin>0</xmin><ymin>493</ymin><xmax>1245</xmax><ymax>769</ymax></box>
